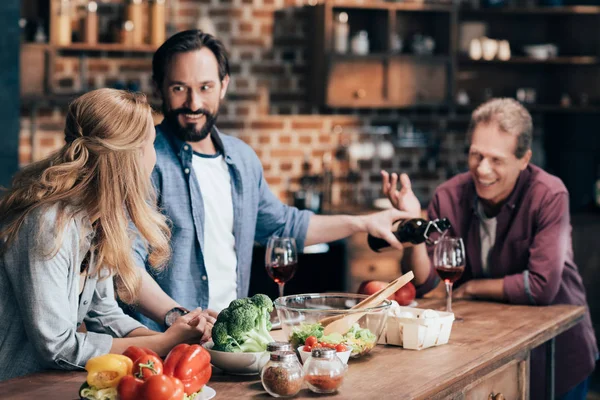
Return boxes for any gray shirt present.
[0,206,144,381]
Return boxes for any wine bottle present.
[367,217,452,252]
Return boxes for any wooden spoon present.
[321,271,414,336]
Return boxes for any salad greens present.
[289,322,377,356]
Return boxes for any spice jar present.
[267,341,292,353]
[261,351,303,398]
[302,347,347,394]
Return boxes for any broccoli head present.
[211,295,275,353]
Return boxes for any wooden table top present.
[0,299,585,400]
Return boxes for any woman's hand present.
[381,171,422,219]
[164,308,216,345]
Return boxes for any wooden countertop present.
[0,299,584,400]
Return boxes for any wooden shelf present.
[22,42,158,53]
[455,104,600,113]
[330,53,451,62]
[54,43,158,53]
[393,3,455,12]
[330,1,454,12]
[461,5,600,14]
[459,56,600,65]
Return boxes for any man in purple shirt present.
[383,98,597,399]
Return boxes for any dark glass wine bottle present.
[367,217,452,252]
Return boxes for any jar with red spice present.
[261,351,304,398]
[302,347,347,394]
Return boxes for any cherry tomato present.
[134,355,164,380]
[335,344,347,352]
[303,345,312,352]
[305,336,318,347]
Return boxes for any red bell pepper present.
[123,346,160,363]
[163,344,212,396]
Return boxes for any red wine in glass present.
[435,265,465,284]
[265,237,298,298]
[433,236,465,320]
[266,261,298,284]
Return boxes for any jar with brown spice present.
[302,347,347,394]
[261,351,303,398]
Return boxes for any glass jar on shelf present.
[302,347,347,394]
[261,351,303,398]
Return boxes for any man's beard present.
[163,106,218,143]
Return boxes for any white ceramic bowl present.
[297,347,352,365]
[203,341,269,375]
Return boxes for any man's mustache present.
[172,108,212,117]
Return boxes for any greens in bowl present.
[289,322,377,357]
[274,293,390,358]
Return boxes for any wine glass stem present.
[445,281,453,313]
[278,283,285,298]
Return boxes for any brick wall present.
[19,0,477,207]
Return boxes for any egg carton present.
[378,307,455,350]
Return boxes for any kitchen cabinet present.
[309,1,454,109]
[309,0,600,113]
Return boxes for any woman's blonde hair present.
[0,88,170,303]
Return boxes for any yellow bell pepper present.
[85,354,133,389]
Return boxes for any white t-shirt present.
[191,151,237,312]
[477,201,497,277]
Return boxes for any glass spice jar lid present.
[311,347,336,359]
[270,351,297,362]
[267,341,292,353]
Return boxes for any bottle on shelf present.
[126,0,144,46]
[149,0,166,47]
[333,12,349,54]
[367,217,452,252]
[83,2,98,45]
[51,0,72,46]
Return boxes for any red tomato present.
[394,282,416,306]
[358,280,417,306]
[139,374,185,400]
[134,355,164,380]
[358,280,391,298]
[117,375,145,400]
[303,345,312,352]
[305,336,318,347]
[335,344,347,352]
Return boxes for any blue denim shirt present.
[132,122,312,331]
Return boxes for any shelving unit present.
[309,0,600,113]
[20,0,163,97]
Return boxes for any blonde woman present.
[0,89,209,382]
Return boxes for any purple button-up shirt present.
[418,164,597,398]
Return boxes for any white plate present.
[197,385,216,400]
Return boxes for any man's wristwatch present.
[164,306,189,328]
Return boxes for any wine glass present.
[265,237,298,298]
[433,236,466,319]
